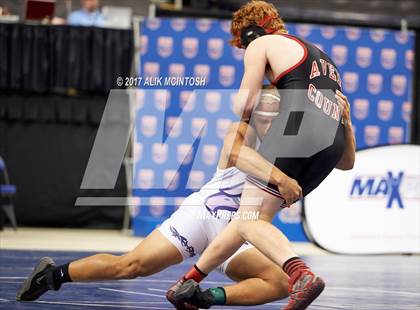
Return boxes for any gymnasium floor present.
[1,229,419,310]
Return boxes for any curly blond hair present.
[230,0,287,48]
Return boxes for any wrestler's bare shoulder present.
[247,34,303,52]
[246,35,305,79]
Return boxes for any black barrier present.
[0,94,128,228]
[0,23,133,93]
[0,23,134,228]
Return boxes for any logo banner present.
[304,145,420,254]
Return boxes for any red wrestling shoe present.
[282,269,325,310]
[166,278,198,310]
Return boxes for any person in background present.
[0,5,11,16]
[67,0,104,27]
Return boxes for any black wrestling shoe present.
[185,286,216,309]
[166,278,198,310]
[173,279,198,300]
[173,279,215,309]
[16,257,57,301]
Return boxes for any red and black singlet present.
[247,34,346,198]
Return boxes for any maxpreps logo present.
[350,172,404,209]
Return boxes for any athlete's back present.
[246,34,346,197]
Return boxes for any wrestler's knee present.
[236,219,259,240]
[114,254,155,279]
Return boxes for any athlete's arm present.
[335,90,356,170]
[221,122,302,203]
[232,40,266,121]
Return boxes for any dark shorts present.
[247,122,346,199]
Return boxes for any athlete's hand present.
[335,90,352,127]
[278,175,302,207]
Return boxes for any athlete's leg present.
[17,229,183,301]
[234,182,297,267]
[194,219,246,275]
[180,246,289,308]
[70,229,183,281]
[192,181,296,276]
[228,183,325,310]
[223,247,289,305]
[171,182,324,309]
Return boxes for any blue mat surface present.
[1,250,419,309]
